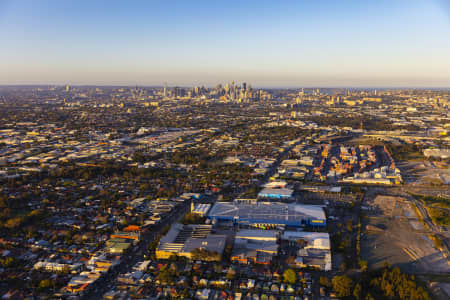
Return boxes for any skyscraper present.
[224,83,230,96]
[163,82,167,98]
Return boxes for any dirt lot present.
[398,160,449,186]
[361,194,450,274]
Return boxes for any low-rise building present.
[257,188,293,199]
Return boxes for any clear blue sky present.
[0,0,449,87]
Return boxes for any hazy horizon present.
[1,0,450,87]
[1,83,450,90]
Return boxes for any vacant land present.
[361,195,450,274]
[408,190,450,229]
[398,160,450,186]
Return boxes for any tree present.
[181,212,205,225]
[0,257,15,268]
[226,267,236,280]
[332,275,353,298]
[365,293,375,300]
[359,260,368,272]
[319,276,332,288]
[38,279,53,290]
[169,253,178,261]
[353,283,362,300]
[346,220,353,232]
[283,269,297,285]
[361,264,431,300]
[158,267,174,284]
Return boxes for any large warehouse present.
[156,224,226,261]
[207,201,326,228]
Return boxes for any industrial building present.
[207,200,326,228]
[191,203,211,217]
[282,231,331,250]
[232,229,279,264]
[110,231,140,241]
[156,224,226,261]
[282,231,332,271]
[236,229,279,242]
[105,238,132,254]
[263,181,288,189]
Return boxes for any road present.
[388,187,450,267]
[81,202,189,299]
[243,139,302,195]
[83,139,301,299]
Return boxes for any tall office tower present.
[163,82,167,98]
[243,82,247,91]
[215,84,222,95]
[224,83,230,96]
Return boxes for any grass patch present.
[427,207,450,226]
[410,193,450,210]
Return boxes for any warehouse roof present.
[157,224,226,255]
[258,188,293,197]
[263,181,288,189]
[192,203,211,216]
[208,201,325,222]
[236,229,278,241]
[282,231,330,250]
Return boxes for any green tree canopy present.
[332,275,353,298]
[283,269,297,285]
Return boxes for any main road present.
[82,138,301,299]
[81,201,189,299]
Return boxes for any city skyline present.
[1,0,450,87]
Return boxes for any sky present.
[0,0,449,88]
